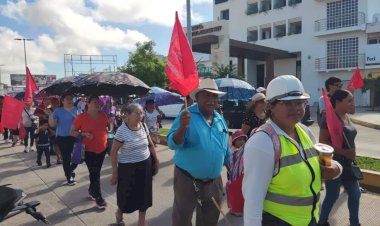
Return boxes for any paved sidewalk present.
[350,107,380,130]
[1,142,380,226]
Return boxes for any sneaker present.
[67,177,76,186]
[36,161,42,166]
[360,187,367,193]
[24,148,28,153]
[95,197,107,209]
[88,190,96,201]
[30,148,35,152]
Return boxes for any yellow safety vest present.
[263,124,321,226]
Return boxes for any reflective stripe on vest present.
[280,148,318,168]
[263,123,321,226]
[266,191,320,206]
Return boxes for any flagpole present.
[186,0,192,47]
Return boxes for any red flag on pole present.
[322,88,343,149]
[24,67,38,104]
[1,96,24,130]
[165,12,199,97]
[346,67,364,90]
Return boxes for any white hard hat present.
[266,75,310,103]
[190,78,226,99]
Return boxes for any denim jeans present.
[319,177,361,225]
[24,127,35,147]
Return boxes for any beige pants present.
[172,166,223,226]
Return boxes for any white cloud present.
[0,0,212,82]
[0,0,150,81]
[90,0,210,26]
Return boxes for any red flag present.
[322,88,343,149]
[1,96,24,130]
[346,67,364,90]
[24,67,39,104]
[165,12,199,97]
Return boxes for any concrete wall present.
[211,0,376,106]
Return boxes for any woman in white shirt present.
[110,103,159,226]
[242,75,342,226]
[22,103,38,153]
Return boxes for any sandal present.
[115,212,125,226]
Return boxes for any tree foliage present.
[209,63,245,80]
[362,73,380,109]
[118,41,167,87]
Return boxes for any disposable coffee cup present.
[314,143,334,166]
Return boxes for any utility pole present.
[0,64,4,84]
[186,0,192,47]
[14,38,33,71]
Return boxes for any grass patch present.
[159,128,170,135]
[356,156,380,172]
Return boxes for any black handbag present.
[350,161,364,180]
[24,109,38,129]
[343,131,363,181]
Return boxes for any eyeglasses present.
[333,83,343,88]
[277,100,307,109]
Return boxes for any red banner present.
[1,96,24,130]
[322,88,343,149]
[165,12,199,97]
[24,67,39,104]
[346,67,364,91]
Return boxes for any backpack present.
[228,123,281,182]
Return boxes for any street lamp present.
[14,38,33,70]
[0,64,4,84]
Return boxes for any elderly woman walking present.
[241,92,267,136]
[110,103,159,226]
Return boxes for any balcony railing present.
[315,12,365,32]
[315,54,365,71]
[215,0,228,4]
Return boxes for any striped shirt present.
[114,123,150,163]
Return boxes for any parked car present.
[159,99,184,118]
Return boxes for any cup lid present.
[314,143,334,154]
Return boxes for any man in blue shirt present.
[168,78,230,226]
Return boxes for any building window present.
[274,24,286,38]
[221,9,229,20]
[296,60,301,78]
[327,0,358,30]
[327,37,359,69]
[247,30,258,42]
[215,0,228,4]
[274,0,286,9]
[260,0,271,12]
[288,20,302,35]
[261,27,271,40]
[288,0,301,7]
[246,2,258,15]
[368,37,380,44]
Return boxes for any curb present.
[351,118,380,130]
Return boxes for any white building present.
[193,0,380,106]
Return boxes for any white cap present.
[251,92,266,103]
[190,78,226,99]
[256,87,266,93]
[266,75,310,103]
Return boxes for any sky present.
[0,0,213,85]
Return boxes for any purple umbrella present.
[140,87,181,106]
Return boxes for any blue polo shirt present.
[167,104,230,179]
[52,107,80,137]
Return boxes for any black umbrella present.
[69,72,150,96]
[41,76,82,95]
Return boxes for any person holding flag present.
[317,76,343,126]
[167,78,230,226]
[165,12,231,225]
[318,89,362,226]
